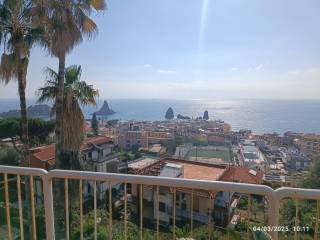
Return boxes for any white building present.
[241,145,265,169]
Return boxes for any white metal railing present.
[0,165,320,240]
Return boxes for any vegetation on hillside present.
[91,113,99,136]
[0,118,54,147]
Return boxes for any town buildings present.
[129,158,263,227]
[295,134,320,157]
[27,136,121,201]
[240,145,265,169]
[286,151,311,171]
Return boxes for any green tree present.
[0,146,20,166]
[203,110,209,120]
[280,199,316,235]
[161,139,177,155]
[0,0,43,146]
[91,113,99,136]
[280,154,320,238]
[32,0,106,168]
[302,155,320,189]
[0,118,54,147]
[165,107,174,120]
[38,65,98,158]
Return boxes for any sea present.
[0,98,320,135]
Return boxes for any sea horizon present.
[1,98,320,135]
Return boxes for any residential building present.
[119,129,173,150]
[130,158,263,227]
[118,130,145,149]
[28,144,56,170]
[27,136,120,201]
[240,145,265,169]
[295,134,320,157]
[287,152,311,171]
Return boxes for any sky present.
[1,0,320,100]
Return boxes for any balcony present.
[0,165,320,240]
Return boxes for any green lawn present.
[188,147,233,162]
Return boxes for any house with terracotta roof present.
[27,136,119,170]
[28,144,56,170]
[130,158,263,227]
[27,136,121,200]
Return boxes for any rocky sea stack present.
[165,107,174,120]
[95,100,115,116]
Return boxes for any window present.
[159,202,166,212]
[181,201,187,210]
[176,194,180,201]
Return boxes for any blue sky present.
[1,0,320,99]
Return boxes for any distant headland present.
[0,104,51,119]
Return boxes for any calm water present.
[1,98,320,134]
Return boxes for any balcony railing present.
[0,165,320,240]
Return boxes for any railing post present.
[267,193,279,240]
[42,175,55,240]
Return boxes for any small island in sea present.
[94,100,116,116]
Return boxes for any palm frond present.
[35,0,106,57]
[37,67,59,102]
[62,95,85,151]
[90,0,107,11]
[75,8,97,39]
[37,85,57,102]
[43,66,58,82]
[0,0,46,84]
[74,80,99,106]
[65,65,81,85]
[0,53,18,84]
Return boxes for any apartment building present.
[130,158,263,227]
[118,129,173,150]
[295,134,320,157]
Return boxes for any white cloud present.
[231,67,238,71]
[288,70,301,75]
[306,68,320,74]
[156,69,177,75]
[143,64,152,68]
[255,64,263,71]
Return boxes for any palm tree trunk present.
[18,63,33,239]
[17,66,30,174]
[17,68,29,148]
[54,53,67,239]
[55,53,66,169]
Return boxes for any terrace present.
[0,165,320,240]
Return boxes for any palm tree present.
[37,65,98,157]
[37,65,99,239]
[32,0,106,168]
[0,0,43,149]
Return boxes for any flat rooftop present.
[128,157,160,170]
[133,158,263,184]
[134,159,226,181]
[243,145,259,153]
[181,162,225,181]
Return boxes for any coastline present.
[1,98,320,134]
